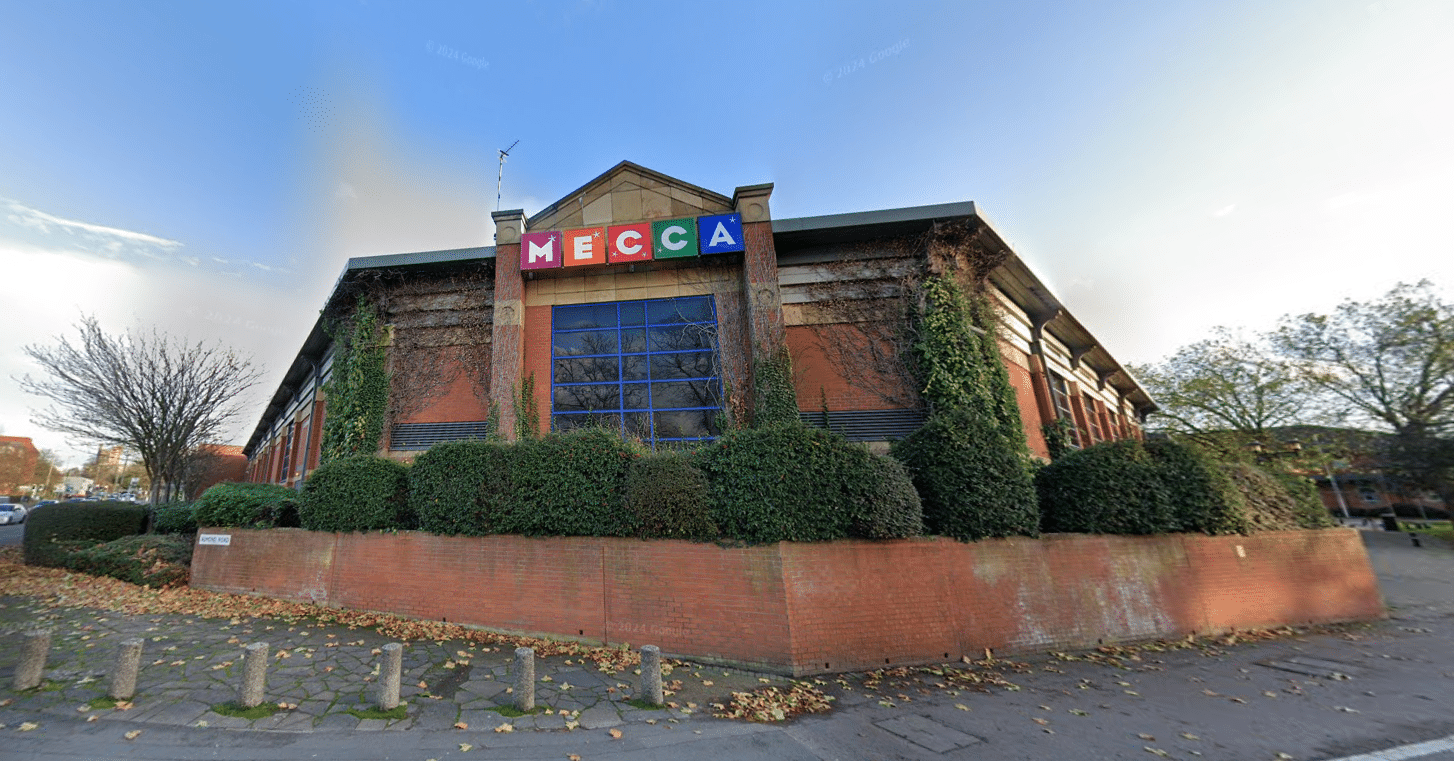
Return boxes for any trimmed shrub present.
[22,501,147,567]
[300,456,413,533]
[409,440,515,536]
[499,427,644,537]
[1222,464,1337,531]
[697,423,924,543]
[195,483,300,529]
[893,409,1039,541]
[625,451,716,540]
[1145,440,1249,535]
[151,501,199,535]
[66,534,193,587]
[1036,439,1175,535]
[844,453,926,540]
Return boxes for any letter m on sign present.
[521,231,563,270]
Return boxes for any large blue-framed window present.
[551,295,722,446]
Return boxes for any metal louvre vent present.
[798,408,927,442]
[389,421,493,451]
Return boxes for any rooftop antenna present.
[496,139,519,211]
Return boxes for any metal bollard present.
[239,642,269,708]
[377,643,403,710]
[109,638,144,700]
[1410,531,1423,548]
[640,645,664,706]
[14,629,52,691]
[513,647,535,712]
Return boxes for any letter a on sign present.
[697,214,745,255]
[520,231,563,270]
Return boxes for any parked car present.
[0,504,27,525]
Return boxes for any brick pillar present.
[733,183,792,424]
[490,209,527,440]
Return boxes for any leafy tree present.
[1130,328,1315,453]
[17,315,261,505]
[1271,281,1454,499]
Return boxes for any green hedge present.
[1037,438,1336,536]
[300,456,413,533]
[66,534,193,587]
[409,440,515,536]
[696,423,923,543]
[499,427,644,537]
[151,501,199,535]
[1145,440,1248,535]
[22,501,147,567]
[892,409,1039,541]
[625,451,716,540]
[195,482,300,529]
[1036,439,1175,535]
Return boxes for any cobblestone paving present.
[0,596,784,733]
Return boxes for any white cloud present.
[5,199,181,249]
[1212,203,1237,218]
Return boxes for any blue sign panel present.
[697,214,745,255]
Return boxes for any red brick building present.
[0,435,40,497]
[242,162,1155,484]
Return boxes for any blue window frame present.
[551,295,722,446]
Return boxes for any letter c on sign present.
[616,229,643,255]
[660,225,688,251]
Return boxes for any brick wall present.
[191,528,1383,675]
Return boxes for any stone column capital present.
[732,183,774,223]
[492,208,526,245]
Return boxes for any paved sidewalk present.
[0,595,784,734]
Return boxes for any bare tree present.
[17,315,261,505]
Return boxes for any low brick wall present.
[190,528,1384,675]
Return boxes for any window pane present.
[647,297,713,325]
[624,411,652,439]
[554,384,620,412]
[654,409,720,439]
[622,383,650,410]
[619,302,645,326]
[553,329,618,357]
[553,412,621,432]
[649,325,714,352]
[622,355,648,381]
[621,328,647,353]
[554,357,619,384]
[554,303,618,331]
[651,351,715,380]
[651,380,719,409]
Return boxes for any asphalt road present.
[0,521,23,547]
[5,528,1454,761]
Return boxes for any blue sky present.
[2,0,1451,465]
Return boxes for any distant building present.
[188,444,248,498]
[241,162,1157,485]
[0,436,39,496]
[1252,425,1448,519]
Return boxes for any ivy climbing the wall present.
[752,347,799,428]
[893,274,1039,540]
[320,296,390,463]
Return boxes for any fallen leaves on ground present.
[458,743,473,752]
[0,558,644,672]
[124,729,142,740]
[18,722,39,732]
[608,728,623,739]
[712,681,835,722]
[453,722,468,730]
[494,722,514,733]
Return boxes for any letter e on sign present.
[563,228,606,267]
[608,223,653,263]
[651,217,699,259]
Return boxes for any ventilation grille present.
[798,408,927,441]
[389,421,493,451]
